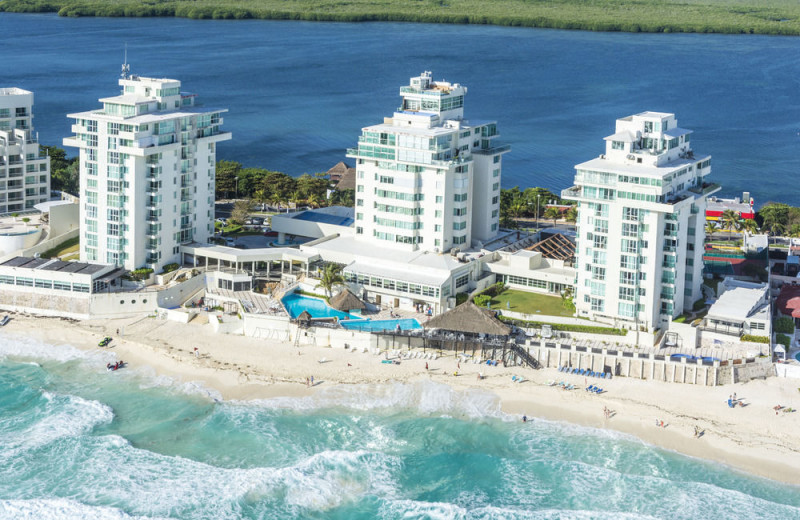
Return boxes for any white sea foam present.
[48,435,401,519]
[0,333,100,364]
[1,392,114,457]
[0,499,171,520]
[135,365,223,401]
[245,380,505,420]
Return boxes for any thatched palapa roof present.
[297,310,313,322]
[329,288,366,312]
[327,162,356,190]
[423,302,511,336]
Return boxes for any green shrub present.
[740,334,769,344]
[673,315,687,323]
[774,316,795,334]
[455,292,468,305]
[473,294,491,307]
[499,316,627,336]
[692,298,705,312]
[776,333,792,349]
[127,267,154,281]
[161,263,179,274]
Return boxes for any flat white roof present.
[0,88,31,96]
[603,131,636,142]
[575,154,709,177]
[345,261,451,286]
[306,235,465,272]
[708,284,768,321]
[67,106,228,122]
[34,200,76,212]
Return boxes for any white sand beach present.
[8,314,800,486]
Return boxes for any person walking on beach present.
[310,376,314,386]
[425,362,428,371]
[194,347,199,358]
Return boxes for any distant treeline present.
[3,0,800,36]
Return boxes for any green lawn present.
[487,289,573,317]
[40,236,79,259]
[4,0,800,36]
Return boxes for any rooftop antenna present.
[120,44,131,80]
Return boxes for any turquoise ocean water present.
[1,333,799,519]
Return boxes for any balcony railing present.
[472,144,511,155]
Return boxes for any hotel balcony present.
[688,182,721,197]
[472,144,511,156]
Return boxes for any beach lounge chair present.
[586,385,595,392]
[594,388,603,394]
[433,354,438,360]
[318,358,328,364]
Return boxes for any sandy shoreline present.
[6,313,800,486]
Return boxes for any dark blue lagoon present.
[4,13,800,205]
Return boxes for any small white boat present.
[0,315,10,326]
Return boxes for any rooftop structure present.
[64,73,230,271]
[563,111,720,331]
[0,88,50,215]
[347,71,509,252]
[703,277,771,338]
[0,256,121,294]
[706,193,755,222]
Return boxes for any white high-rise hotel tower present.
[563,112,719,331]
[65,72,230,270]
[0,88,50,214]
[347,71,509,252]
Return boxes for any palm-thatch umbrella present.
[329,288,366,313]
[424,301,511,336]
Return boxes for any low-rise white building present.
[703,277,771,339]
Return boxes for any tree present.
[215,160,241,199]
[42,145,79,194]
[328,188,354,207]
[740,219,759,235]
[565,206,578,224]
[757,202,790,232]
[544,207,561,229]
[316,263,345,298]
[720,209,740,240]
[230,198,254,225]
[705,221,718,237]
[561,286,575,312]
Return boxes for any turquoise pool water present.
[795,352,800,362]
[281,292,351,320]
[341,318,422,332]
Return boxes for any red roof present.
[776,284,800,319]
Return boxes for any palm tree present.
[704,221,718,238]
[565,206,578,224]
[307,192,323,209]
[544,207,561,230]
[269,193,283,212]
[740,219,759,235]
[772,222,787,237]
[720,209,740,241]
[316,264,345,299]
[560,286,575,312]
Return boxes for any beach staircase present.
[508,344,539,369]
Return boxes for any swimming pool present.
[341,318,422,332]
[281,293,351,320]
[795,352,800,363]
